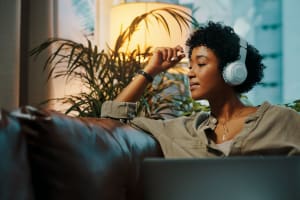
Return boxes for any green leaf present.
[30,7,207,118]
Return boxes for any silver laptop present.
[141,157,300,200]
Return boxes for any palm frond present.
[30,7,204,117]
[113,7,198,53]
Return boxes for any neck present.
[208,93,245,121]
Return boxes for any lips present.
[189,82,200,90]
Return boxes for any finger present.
[175,45,184,52]
[154,47,165,60]
[166,48,174,62]
[170,46,185,62]
[168,47,179,62]
[170,57,178,62]
[160,48,168,60]
[175,45,185,57]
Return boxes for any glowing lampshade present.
[109,2,192,52]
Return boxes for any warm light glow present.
[109,2,192,52]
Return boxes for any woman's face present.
[188,45,226,100]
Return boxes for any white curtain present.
[0,0,21,110]
[0,0,55,110]
[26,0,55,108]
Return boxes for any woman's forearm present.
[114,70,153,102]
[114,46,185,102]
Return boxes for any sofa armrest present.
[13,106,163,200]
[0,109,33,200]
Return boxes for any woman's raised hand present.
[144,45,185,76]
[115,45,185,102]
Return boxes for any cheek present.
[195,68,224,92]
[196,68,220,85]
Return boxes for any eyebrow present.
[189,55,209,61]
[195,55,208,59]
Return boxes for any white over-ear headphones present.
[222,38,248,86]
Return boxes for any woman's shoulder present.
[263,101,298,113]
[259,101,300,120]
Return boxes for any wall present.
[249,0,283,104]
[282,0,300,103]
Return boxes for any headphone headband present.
[239,38,247,63]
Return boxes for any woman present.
[101,21,300,157]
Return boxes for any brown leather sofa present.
[0,106,163,200]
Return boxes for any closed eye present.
[198,63,206,67]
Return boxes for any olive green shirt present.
[101,101,300,158]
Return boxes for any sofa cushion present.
[0,109,33,200]
[14,106,162,200]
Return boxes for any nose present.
[187,65,195,78]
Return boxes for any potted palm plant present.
[30,6,207,118]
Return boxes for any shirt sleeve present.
[101,100,138,119]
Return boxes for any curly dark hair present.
[186,21,265,94]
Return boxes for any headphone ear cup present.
[223,37,248,86]
[222,61,248,86]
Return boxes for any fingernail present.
[171,57,178,61]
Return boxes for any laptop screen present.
[141,157,300,200]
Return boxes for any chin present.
[190,92,205,101]
[190,87,212,101]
